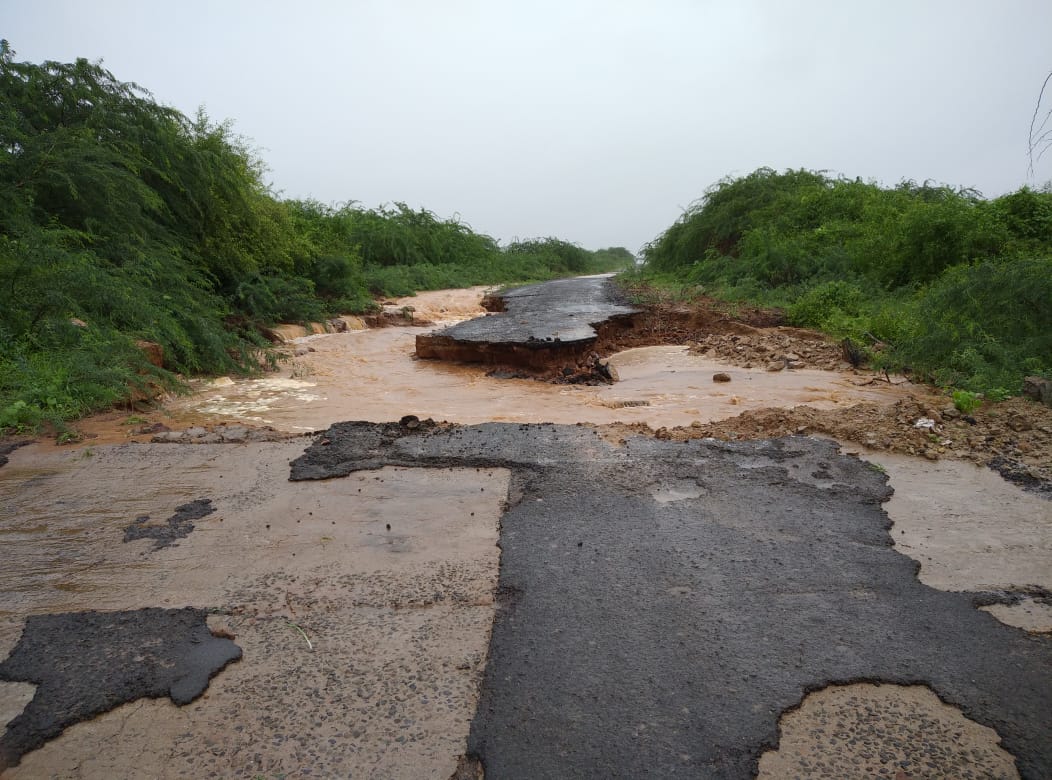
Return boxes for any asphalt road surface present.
[293,421,1052,779]
[426,276,636,346]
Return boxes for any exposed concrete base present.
[0,442,506,779]
[759,683,1019,779]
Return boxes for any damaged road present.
[1,420,1049,778]
[415,275,637,371]
[293,422,1052,779]
[0,438,509,779]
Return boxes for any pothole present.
[758,683,1019,779]
[650,478,708,504]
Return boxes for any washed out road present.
[415,274,637,368]
[1,277,1050,779]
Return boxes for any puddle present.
[862,452,1052,632]
[603,345,909,422]
[758,683,1019,779]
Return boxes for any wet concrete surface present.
[416,276,637,366]
[0,441,507,778]
[0,607,240,770]
[758,683,1020,778]
[870,452,1052,633]
[292,422,1052,779]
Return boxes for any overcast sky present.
[5,1,1051,251]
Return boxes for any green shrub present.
[636,167,1052,396]
[893,257,1052,392]
[952,390,982,414]
[233,275,325,325]
[786,280,868,335]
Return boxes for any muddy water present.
[167,288,916,432]
[110,285,1052,637]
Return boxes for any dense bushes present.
[639,168,1052,393]
[0,45,633,430]
[895,257,1052,391]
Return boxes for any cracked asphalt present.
[293,422,1052,779]
[1,420,1049,778]
[420,276,636,347]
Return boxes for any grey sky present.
[5,1,1051,252]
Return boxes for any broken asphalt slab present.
[292,422,1052,779]
[415,276,637,367]
[0,607,240,770]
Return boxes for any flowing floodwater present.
[165,287,916,432]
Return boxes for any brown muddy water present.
[164,287,916,432]
[162,286,1051,629]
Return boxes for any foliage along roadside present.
[0,44,633,433]
[632,167,1052,396]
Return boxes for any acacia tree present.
[0,40,327,425]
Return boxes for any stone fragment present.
[135,340,165,368]
[1023,376,1052,407]
[1007,414,1033,432]
[713,373,732,383]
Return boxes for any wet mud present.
[292,421,1052,779]
[0,607,241,770]
[0,443,29,470]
